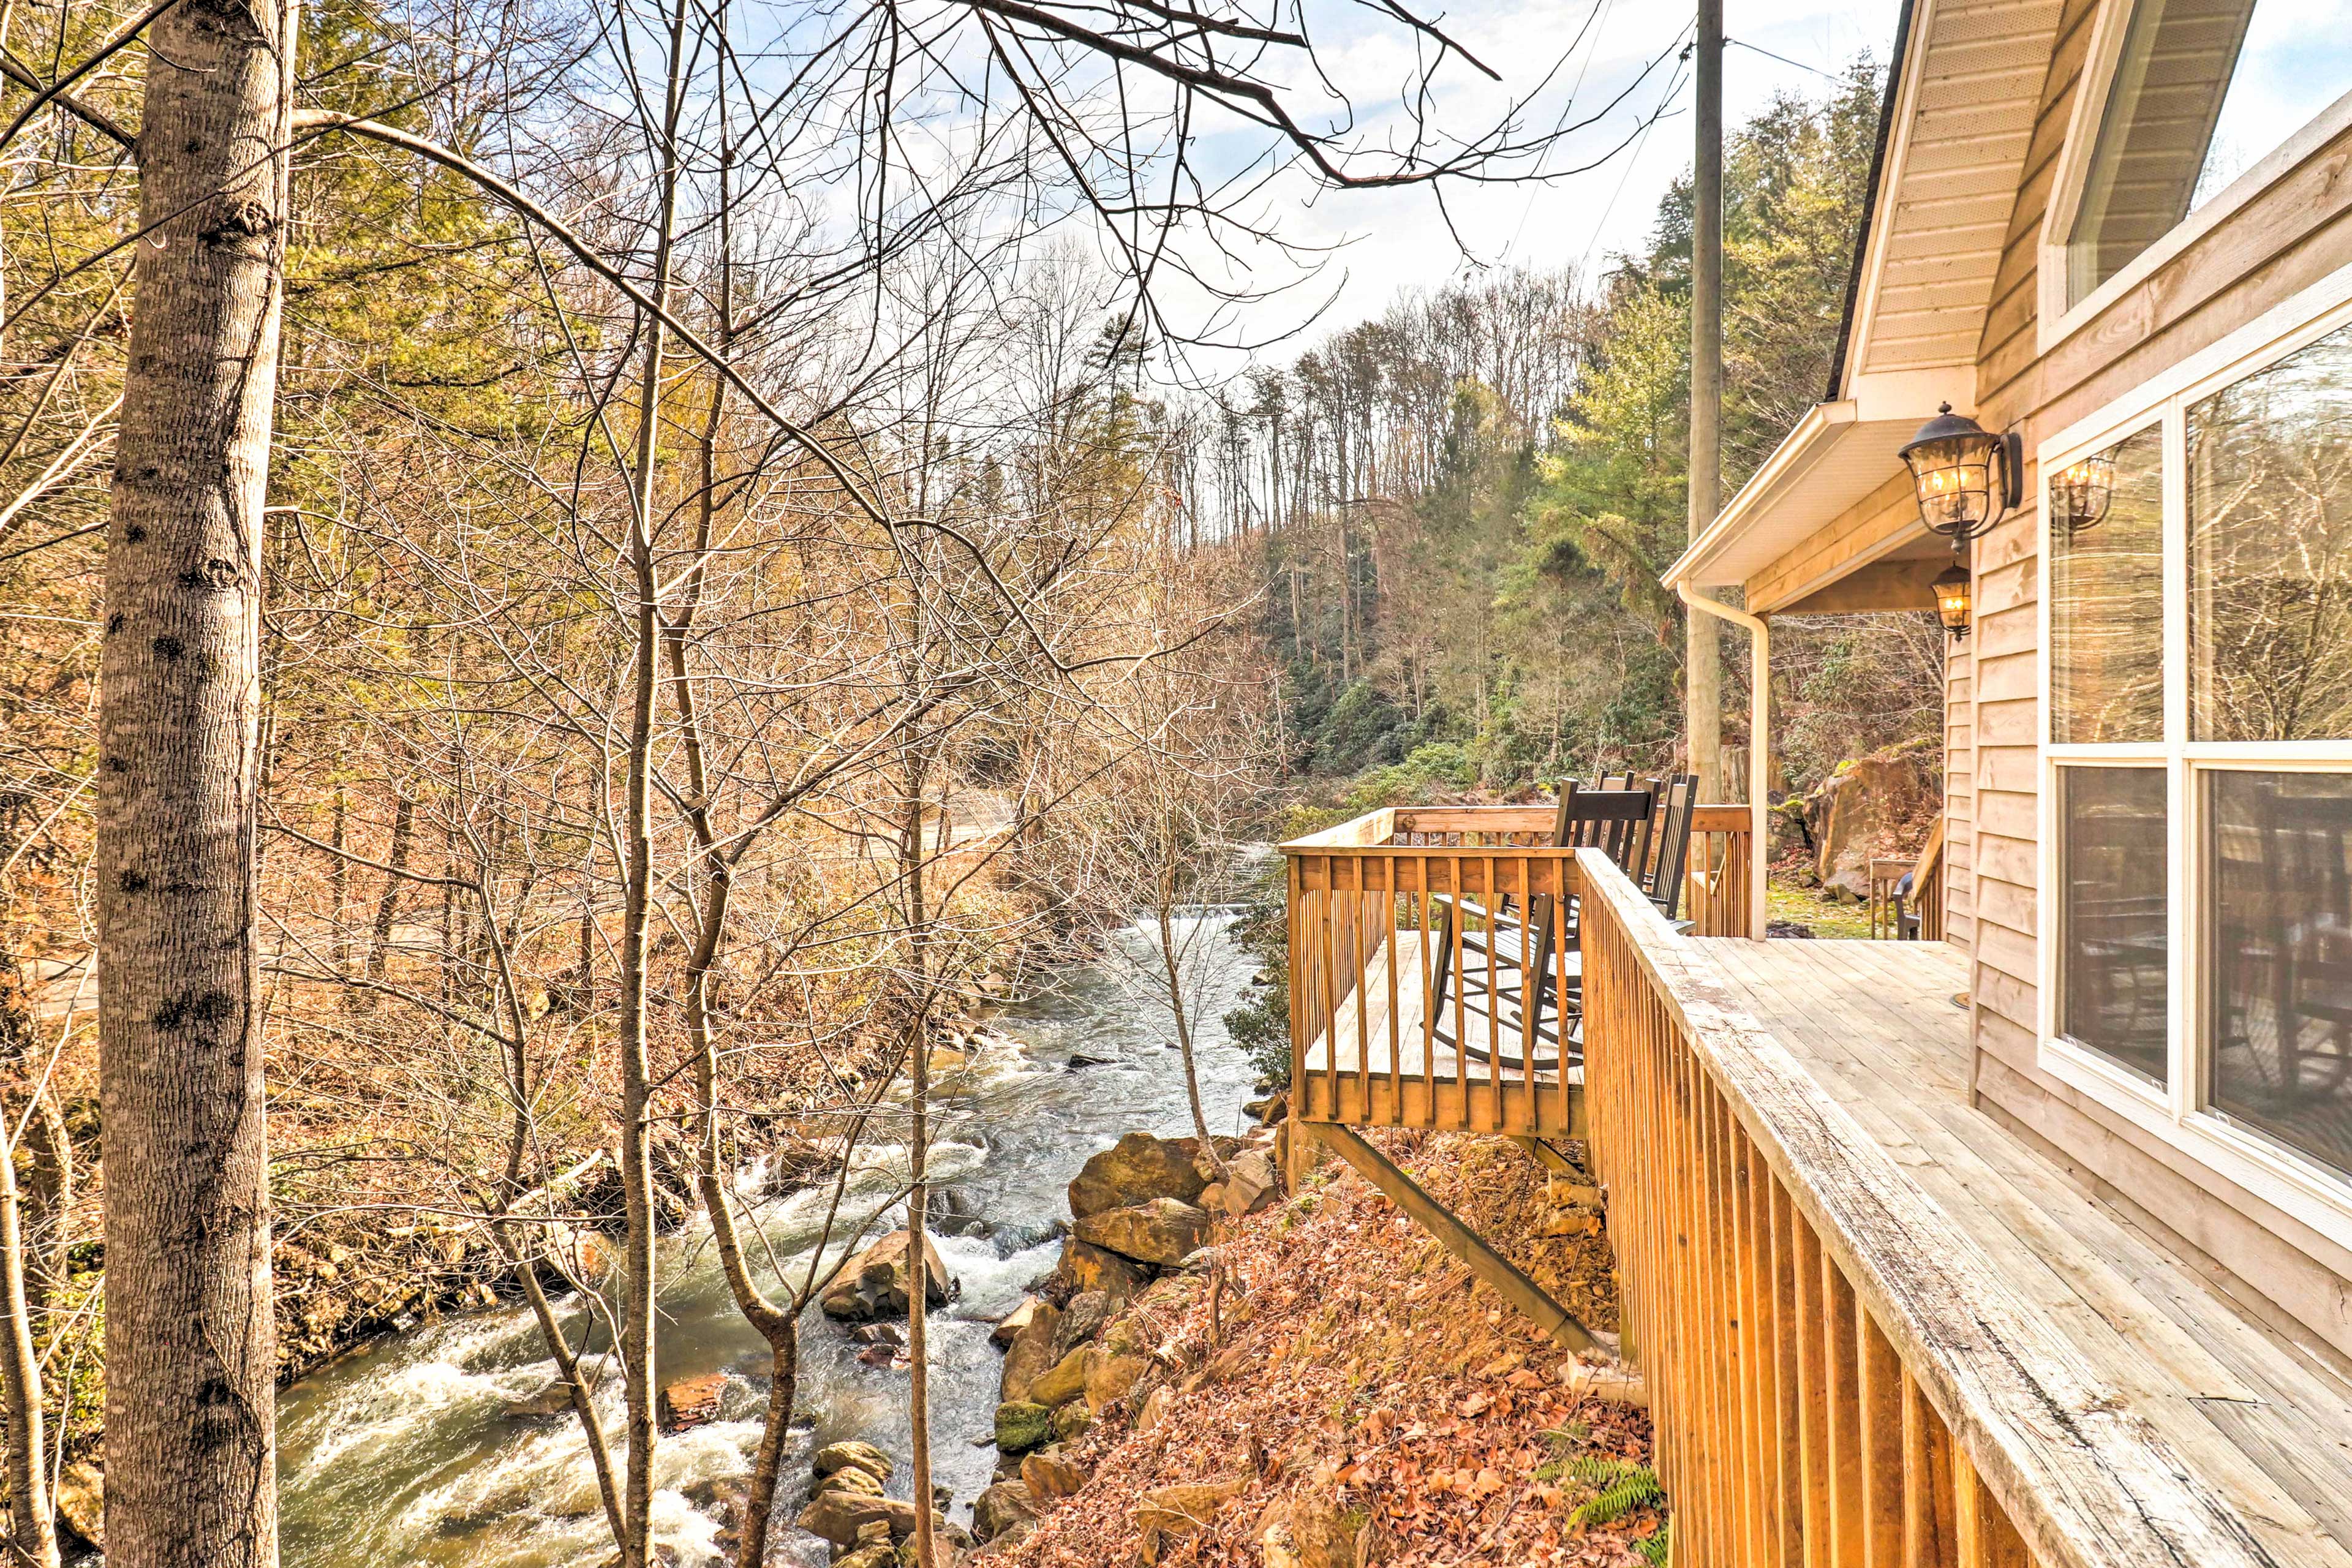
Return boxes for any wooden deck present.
[1705,937,2352,1567]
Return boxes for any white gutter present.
[1675,581,1771,939]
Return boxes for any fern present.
[1564,1457,1665,1528]
[1636,1521,1672,1565]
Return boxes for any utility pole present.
[1687,0,1724,800]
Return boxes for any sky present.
[1183,0,1905,358]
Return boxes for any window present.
[2208,772,2352,1177]
[2052,426,2163,744]
[2188,322,2352,741]
[2045,289,2352,1227]
[2058,768,2171,1083]
[2066,0,2352,305]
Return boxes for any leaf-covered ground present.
[989,1131,1665,1566]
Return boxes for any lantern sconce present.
[1900,403,2024,548]
[2049,448,2116,538]
[1933,561,1972,643]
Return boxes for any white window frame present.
[2037,0,2352,358]
[2038,267,2352,1248]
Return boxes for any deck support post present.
[1306,1121,1604,1355]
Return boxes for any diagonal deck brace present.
[1306,1121,1604,1355]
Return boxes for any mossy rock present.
[993,1400,1054,1453]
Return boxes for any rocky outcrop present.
[1794,743,1940,901]
[991,1295,1047,1349]
[1084,1351,1150,1412]
[1068,1133,1209,1219]
[1203,1149,1280,1219]
[1135,1477,1250,1563]
[1072,1197,1213,1267]
[1020,1448,1087,1499]
[795,1491,958,1550]
[820,1229,952,1321]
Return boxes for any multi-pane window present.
[2048,306,2352,1189]
[2067,0,2352,304]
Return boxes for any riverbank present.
[978,1129,1664,1566]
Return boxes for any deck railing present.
[1282,803,1753,1139]
[1577,850,2272,1568]
[1285,807,1581,1137]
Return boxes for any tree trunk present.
[0,968,58,1568]
[97,0,297,1562]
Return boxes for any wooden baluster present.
[1951,1450,2029,1568]
[1766,1174,1805,1568]
[1825,1257,1865,1568]
[1795,1207,1831,1568]
[1902,1370,1956,1568]
[1382,853,1400,1121]
[1860,1310,1904,1568]
[1450,854,1468,1127]
[1286,855,1306,1126]
[1321,857,1341,1127]
[1417,865,1436,1112]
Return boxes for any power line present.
[1728,36,1844,82]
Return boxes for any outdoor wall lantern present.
[1933,561,1972,642]
[2049,448,2117,537]
[1901,403,2024,547]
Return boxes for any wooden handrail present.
[1577,850,2272,1568]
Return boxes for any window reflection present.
[2189,320,2352,741]
[2208,772,2352,1177]
[2059,767,2171,1085]
[2068,0,2352,301]
[2051,426,2164,744]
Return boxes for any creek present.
[273,907,1264,1567]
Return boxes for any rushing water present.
[274,908,1264,1568]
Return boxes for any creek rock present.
[1068,1133,1208,1219]
[1050,1237,1151,1303]
[503,1379,575,1420]
[1022,1448,1088,1500]
[835,1547,896,1568]
[850,1322,903,1349]
[1051,1289,1113,1357]
[973,1480,1039,1543]
[994,1399,1054,1452]
[1072,1197,1212,1267]
[813,1440,895,1485]
[991,1295,1046,1349]
[820,1230,952,1321]
[54,1459,102,1551]
[658,1373,726,1433]
[1243,1095,1288,1125]
[813,1464,886,1501]
[1052,1401,1095,1441]
[1085,1351,1151,1412]
[1000,1302,1064,1404]
[1027,1346,1093,1409]
[794,1492,946,1549]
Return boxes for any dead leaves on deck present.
[990,1133,1662,1567]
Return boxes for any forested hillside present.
[1199,63,1946,803]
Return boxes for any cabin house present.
[1282,2,2352,1563]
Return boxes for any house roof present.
[1668,0,2070,592]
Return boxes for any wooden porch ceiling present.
[1708,937,2352,1566]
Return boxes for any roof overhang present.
[1666,370,1964,591]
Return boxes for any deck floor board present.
[1700,937,2352,1568]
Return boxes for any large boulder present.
[991,1295,1047,1349]
[1022,1448,1087,1500]
[1085,1352,1151,1412]
[796,1491,917,1548]
[994,1399,1055,1452]
[820,1230,952,1321]
[1072,1197,1212,1267]
[1212,1150,1280,1218]
[1050,1237,1151,1303]
[973,1479,1039,1543]
[1052,1289,1113,1357]
[814,1464,886,1500]
[999,1300,1063,1404]
[1068,1133,1208,1219]
[1798,744,1940,902]
[1027,1347,1093,1409]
